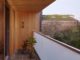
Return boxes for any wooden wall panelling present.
[15,12,40,50]
[9,8,15,55]
[9,11,40,55]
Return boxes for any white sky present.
[43,0,80,21]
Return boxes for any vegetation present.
[42,15,80,49]
[19,37,36,58]
[43,15,74,20]
[42,18,80,49]
[53,23,80,49]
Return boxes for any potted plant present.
[19,37,36,58]
[27,37,37,58]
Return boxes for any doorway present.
[5,5,10,56]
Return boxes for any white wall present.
[34,32,80,60]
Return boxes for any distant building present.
[42,15,80,32]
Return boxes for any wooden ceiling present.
[7,0,55,12]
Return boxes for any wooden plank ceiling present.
[7,0,55,12]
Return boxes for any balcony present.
[33,32,80,60]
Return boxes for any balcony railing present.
[33,32,80,60]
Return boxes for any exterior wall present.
[42,20,78,32]
[15,12,40,50]
[9,11,40,55]
[9,8,15,55]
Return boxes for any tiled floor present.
[11,55,36,60]
[10,53,40,60]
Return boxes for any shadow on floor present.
[10,50,40,60]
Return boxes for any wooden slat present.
[14,12,40,49]
[0,0,4,11]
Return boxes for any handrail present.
[35,32,80,54]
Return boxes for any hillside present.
[41,15,80,49]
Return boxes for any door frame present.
[5,3,10,56]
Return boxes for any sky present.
[43,0,80,21]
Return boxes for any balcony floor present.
[10,52,40,60]
[11,55,33,60]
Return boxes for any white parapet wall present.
[33,32,80,60]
